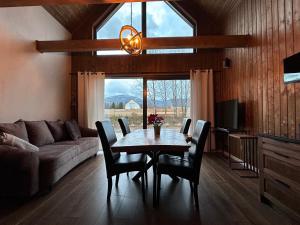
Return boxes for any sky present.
[105,79,142,97]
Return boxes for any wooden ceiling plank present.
[36,35,250,53]
[0,0,181,7]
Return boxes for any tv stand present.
[214,127,245,153]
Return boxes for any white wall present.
[0,6,71,122]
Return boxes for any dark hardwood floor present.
[0,153,298,225]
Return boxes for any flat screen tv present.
[215,99,239,131]
[284,52,300,84]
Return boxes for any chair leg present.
[145,169,148,187]
[107,177,112,200]
[141,171,145,202]
[115,174,119,188]
[169,175,180,182]
[157,173,161,206]
[193,183,199,209]
[189,181,193,192]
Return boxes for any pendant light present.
[119,3,143,55]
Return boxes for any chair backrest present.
[118,117,131,136]
[188,120,211,183]
[179,118,192,134]
[95,120,120,176]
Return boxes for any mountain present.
[105,94,190,108]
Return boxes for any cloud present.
[105,79,142,97]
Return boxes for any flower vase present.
[154,125,161,136]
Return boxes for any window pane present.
[146,2,194,54]
[104,78,143,137]
[96,3,142,55]
[147,80,191,131]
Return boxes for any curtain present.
[78,72,105,129]
[190,69,215,151]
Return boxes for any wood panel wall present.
[216,0,300,139]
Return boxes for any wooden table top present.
[111,128,190,153]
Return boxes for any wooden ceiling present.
[43,0,242,34]
[194,0,242,19]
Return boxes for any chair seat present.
[113,153,147,173]
[157,154,194,180]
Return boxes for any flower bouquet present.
[148,114,164,136]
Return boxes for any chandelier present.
[119,3,143,55]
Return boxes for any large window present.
[104,78,190,136]
[147,80,190,130]
[96,2,195,55]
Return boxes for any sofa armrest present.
[80,127,98,137]
[0,145,39,197]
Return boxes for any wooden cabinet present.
[258,135,300,221]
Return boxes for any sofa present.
[0,120,99,198]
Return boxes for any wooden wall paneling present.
[278,0,288,137]
[293,0,300,139]
[217,0,300,139]
[72,52,223,74]
[272,0,281,136]
[266,0,275,135]
[256,0,263,134]
[261,0,268,134]
[252,0,258,134]
[285,0,296,139]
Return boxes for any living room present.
[0,1,299,225]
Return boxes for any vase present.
[154,125,161,136]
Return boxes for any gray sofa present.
[0,120,99,198]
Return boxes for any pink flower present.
[147,114,164,125]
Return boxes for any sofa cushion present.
[38,144,79,172]
[65,120,82,140]
[54,137,99,154]
[25,121,55,146]
[1,133,39,152]
[46,120,69,142]
[0,121,29,142]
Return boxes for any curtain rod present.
[70,70,222,76]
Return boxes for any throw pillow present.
[46,120,69,142]
[0,132,39,152]
[65,120,82,140]
[25,121,55,146]
[0,121,29,142]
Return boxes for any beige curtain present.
[78,72,105,129]
[190,69,215,151]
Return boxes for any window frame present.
[94,2,197,56]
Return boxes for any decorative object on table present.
[148,114,164,136]
[119,3,142,55]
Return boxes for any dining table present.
[111,128,190,207]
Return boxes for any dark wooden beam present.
[36,35,250,53]
[0,0,180,7]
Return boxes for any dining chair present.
[180,118,192,135]
[156,120,211,209]
[118,117,149,181]
[95,120,147,202]
[118,117,131,136]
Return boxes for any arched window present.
[96,2,195,55]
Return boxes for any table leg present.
[152,151,158,207]
[132,159,153,181]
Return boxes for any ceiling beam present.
[0,0,180,7]
[36,35,250,53]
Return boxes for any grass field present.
[105,107,190,133]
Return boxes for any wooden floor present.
[0,153,298,225]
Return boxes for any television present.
[215,99,241,131]
[284,52,300,84]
